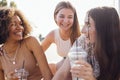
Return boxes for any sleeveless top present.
[54,29,71,57]
[0,41,42,80]
[71,34,100,78]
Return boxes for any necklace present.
[4,44,20,64]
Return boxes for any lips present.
[14,32,23,36]
[61,24,70,28]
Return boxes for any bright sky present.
[8,0,117,37]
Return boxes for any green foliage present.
[0,0,7,7]
[0,0,17,8]
[10,1,17,8]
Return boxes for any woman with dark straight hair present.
[88,6,120,80]
[52,6,120,80]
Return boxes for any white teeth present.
[16,32,22,35]
[62,25,66,27]
[62,24,69,27]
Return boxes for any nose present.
[63,18,69,23]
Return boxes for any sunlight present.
[11,0,116,37]
[8,0,118,63]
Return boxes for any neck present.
[3,41,20,54]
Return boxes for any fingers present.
[7,71,18,80]
[70,61,95,80]
[75,60,91,67]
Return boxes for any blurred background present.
[1,0,120,63]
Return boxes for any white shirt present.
[54,29,71,57]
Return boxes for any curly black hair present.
[0,7,32,44]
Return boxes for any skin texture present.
[52,6,120,80]
[41,1,80,75]
[52,11,96,80]
[41,8,74,51]
[0,8,53,80]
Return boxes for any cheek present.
[89,30,96,43]
[70,19,74,25]
[21,26,24,31]
[55,18,62,24]
[8,26,15,32]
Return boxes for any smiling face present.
[55,8,74,32]
[7,15,24,41]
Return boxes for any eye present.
[59,15,64,18]
[10,23,16,26]
[88,24,90,28]
[20,22,23,25]
[68,16,73,19]
[85,22,90,28]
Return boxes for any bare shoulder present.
[43,30,55,43]
[24,36,38,44]
[24,36,38,42]
[46,30,54,39]
[23,36,40,50]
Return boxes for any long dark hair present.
[54,1,81,45]
[89,7,120,80]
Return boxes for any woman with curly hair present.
[0,7,53,80]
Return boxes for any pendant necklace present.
[4,44,20,65]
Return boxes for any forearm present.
[52,69,68,80]
[42,70,53,80]
[52,58,72,80]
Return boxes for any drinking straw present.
[22,60,25,69]
[21,60,25,80]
